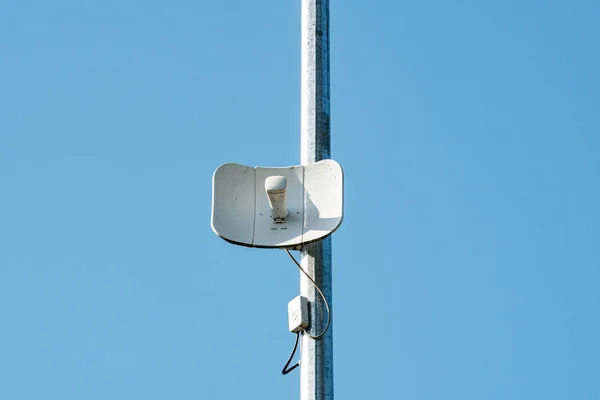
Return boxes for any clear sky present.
[1,1,599,399]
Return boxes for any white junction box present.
[288,296,309,333]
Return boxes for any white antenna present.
[211,160,343,249]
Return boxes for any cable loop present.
[284,248,331,340]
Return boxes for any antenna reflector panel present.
[211,160,343,248]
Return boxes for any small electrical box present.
[288,296,309,333]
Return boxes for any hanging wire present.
[281,332,301,375]
[284,248,331,340]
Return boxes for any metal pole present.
[300,1,332,400]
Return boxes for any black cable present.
[281,332,300,375]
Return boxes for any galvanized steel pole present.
[300,1,333,400]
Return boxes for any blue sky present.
[1,1,599,399]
